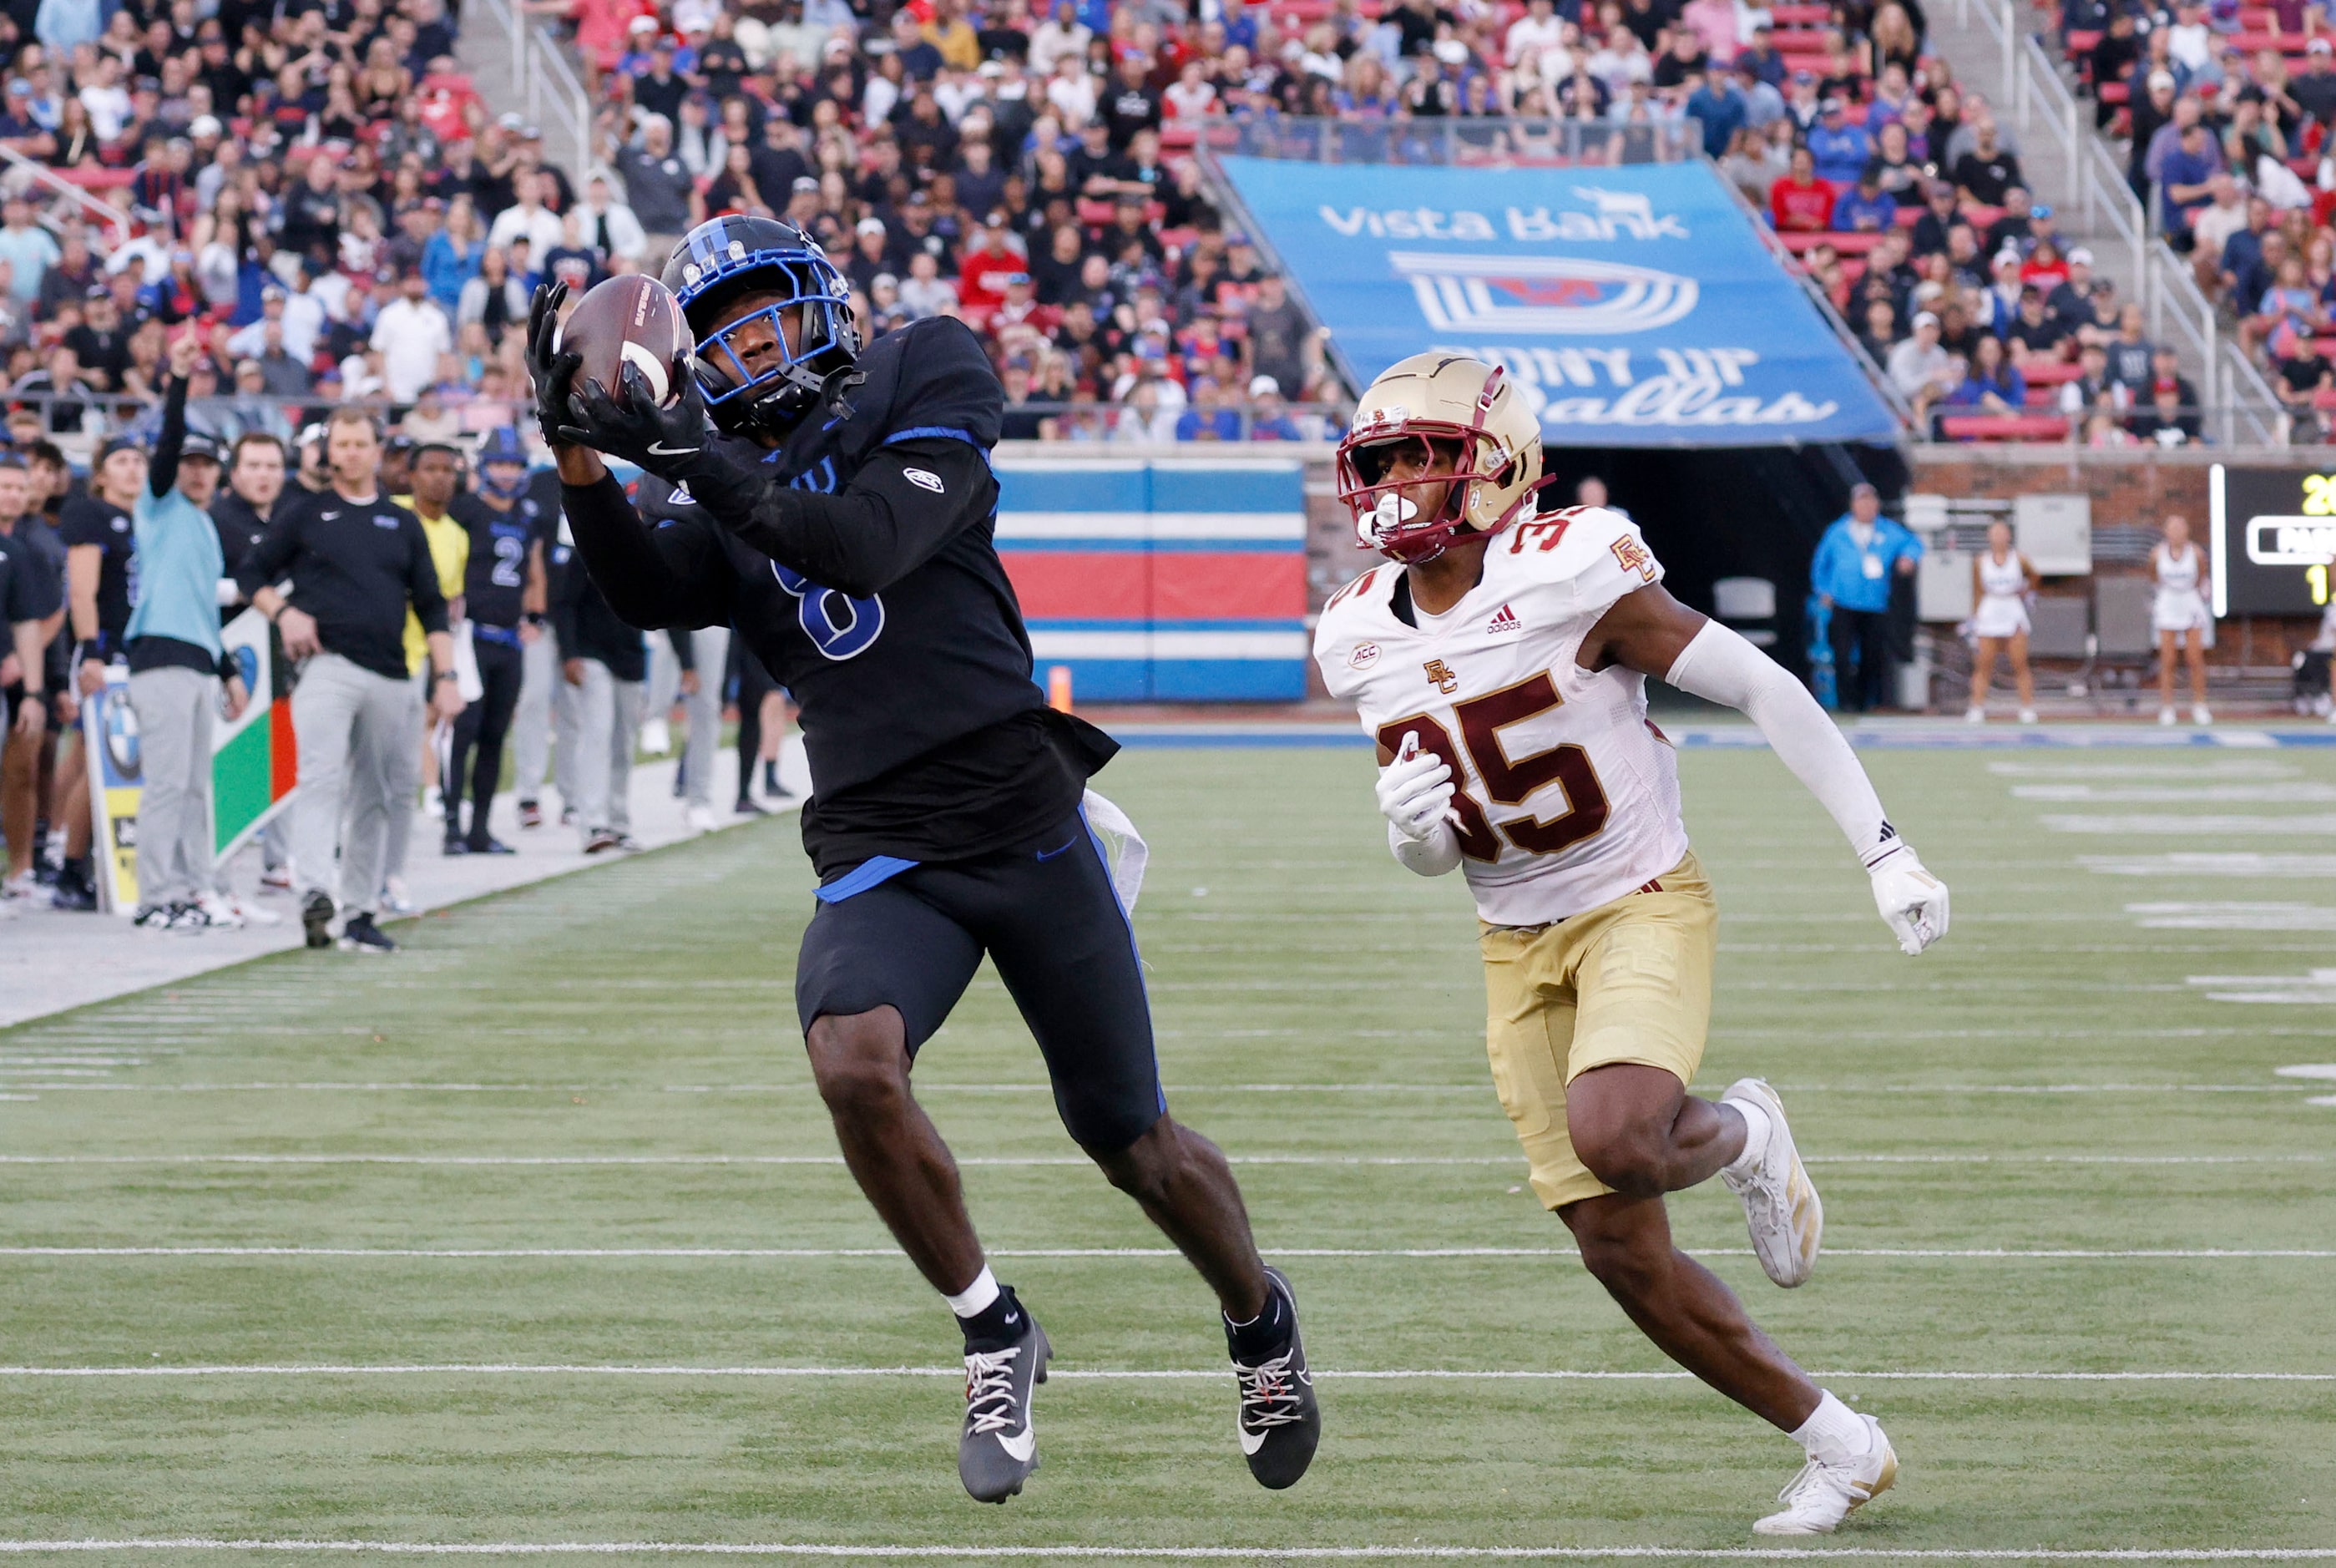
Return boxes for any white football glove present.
[1377,731,1457,842]
[1864,841,1949,957]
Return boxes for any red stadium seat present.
[1769,29,1830,49]
[2063,28,2102,55]
[1941,413,2071,441]
[1776,230,1887,254]
[1771,3,1830,21]
[2100,80,2131,104]
[2021,360,2083,385]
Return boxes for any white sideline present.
[0,1153,2324,1166]
[3,1545,2334,1562]
[6,1247,2329,1261]
[3,1545,2335,1561]
[3,1364,2328,1383]
[0,1081,2322,1096]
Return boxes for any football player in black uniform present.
[530,216,1319,1504]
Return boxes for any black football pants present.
[793,807,1165,1152]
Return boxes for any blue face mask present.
[690,250,854,412]
[480,463,528,499]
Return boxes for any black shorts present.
[794,806,1165,1151]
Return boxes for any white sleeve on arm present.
[1664,620,1898,864]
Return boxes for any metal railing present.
[469,0,592,187]
[527,22,593,187]
[1197,116,1705,167]
[1964,0,2289,443]
[2,390,1356,458]
[0,145,131,252]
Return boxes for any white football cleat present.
[2018,709,2038,725]
[1755,1417,1898,1535]
[1719,1078,1823,1287]
[1962,707,1984,724]
[2192,705,2212,726]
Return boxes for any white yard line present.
[0,1154,2323,1168]
[0,1365,2327,1383]
[3,1543,2334,1560]
[2,1545,2333,1562]
[2,1247,2326,1261]
[0,1081,2319,1096]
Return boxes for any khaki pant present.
[127,665,216,908]
[1478,851,1717,1211]
[288,653,410,918]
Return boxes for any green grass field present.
[3,741,2333,1565]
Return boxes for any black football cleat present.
[959,1303,1049,1504]
[336,913,397,953]
[1231,1267,1320,1490]
[301,890,335,949]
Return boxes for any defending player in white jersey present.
[1311,353,1950,1536]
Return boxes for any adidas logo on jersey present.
[1485,603,1523,637]
[669,481,695,505]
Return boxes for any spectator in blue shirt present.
[2154,119,2222,241]
[1807,100,1873,186]
[1686,71,1747,159]
[1810,483,1924,711]
[1176,378,1243,442]
[1245,376,1304,441]
[1830,169,1899,232]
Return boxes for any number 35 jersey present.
[1312,506,1687,928]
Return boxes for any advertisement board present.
[1216,157,1904,448]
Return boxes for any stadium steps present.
[455,0,592,185]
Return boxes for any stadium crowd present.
[2056,0,2336,438]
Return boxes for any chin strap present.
[820,366,866,422]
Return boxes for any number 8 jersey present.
[1312,505,1688,927]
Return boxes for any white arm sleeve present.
[1388,817,1464,878]
[1664,620,1895,863]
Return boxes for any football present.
[555,274,694,408]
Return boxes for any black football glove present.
[570,359,723,478]
[526,281,587,449]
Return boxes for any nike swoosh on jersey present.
[647,441,701,457]
[1034,838,1078,861]
[998,1424,1038,1463]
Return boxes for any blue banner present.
[1216,157,1904,448]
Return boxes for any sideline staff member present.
[237,407,465,954]
[124,333,250,929]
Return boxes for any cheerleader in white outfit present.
[2151,513,2213,726]
[1965,520,2039,723]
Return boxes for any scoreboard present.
[2209,464,2336,616]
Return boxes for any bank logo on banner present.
[1221,157,1903,447]
[1391,252,1698,336]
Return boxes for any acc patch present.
[1349,641,1381,670]
[903,468,945,494]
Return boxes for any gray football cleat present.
[959,1304,1049,1504]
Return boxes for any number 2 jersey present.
[1312,505,1688,927]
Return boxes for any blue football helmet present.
[662,215,860,440]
